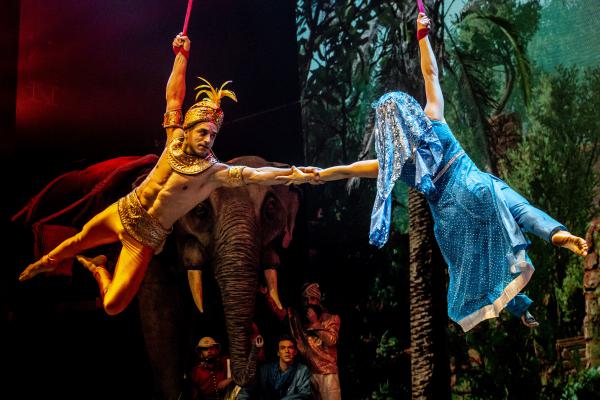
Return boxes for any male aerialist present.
[19,33,307,316]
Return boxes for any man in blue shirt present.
[238,335,312,399]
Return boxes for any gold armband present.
[163,109,183,128]
[227,166,246,186]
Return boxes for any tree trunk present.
[408,189,434,399]
[584,217,600,368]
[408,189,449,400]
[486,112,522,178]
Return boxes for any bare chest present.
[157,157,214,194]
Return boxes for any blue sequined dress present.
[369,92,566,331]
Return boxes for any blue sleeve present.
[282,365,312,400]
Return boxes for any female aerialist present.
[285,13,588,331]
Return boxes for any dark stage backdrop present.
[3,0,302,398]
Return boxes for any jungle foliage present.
[295,0,599,398]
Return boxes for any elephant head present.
[174,156,300,387]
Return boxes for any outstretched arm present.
[242,166,296,186]
[213,159,378,187]
[163,33,190,143]
[318,159,378,181]
[418,13,445,122]
[299,159,379,183]
[211,164,303,187]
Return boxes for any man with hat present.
[190,336,232,400]
[288,283,341,400]
[18,32,312,316]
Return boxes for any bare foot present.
[551,230,588,256]
[19,256,56,281]
[76,255,108,273]
[521,310,540,328]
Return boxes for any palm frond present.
[445,24,492,131]
[464,12,532,107]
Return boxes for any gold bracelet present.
[162,109,183,128]
[227,166,246,186]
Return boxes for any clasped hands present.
[277,166,323,185]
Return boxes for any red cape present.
[12,154,158,275]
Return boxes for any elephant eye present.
[193,203,210,219]
[263,196,278,218]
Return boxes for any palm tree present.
[345,1,450,397]
[296,1,450,397]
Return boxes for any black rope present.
[223,99,301,126]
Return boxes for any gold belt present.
[117,191,172,249]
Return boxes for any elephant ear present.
[261,163,301,248]
[269,161,291,169]
[262,162,301,249]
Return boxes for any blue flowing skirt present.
[428,154,558,331]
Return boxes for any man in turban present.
[289,283,341,400]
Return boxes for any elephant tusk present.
[188,270,204,313]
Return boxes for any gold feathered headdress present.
[183,77,237,131]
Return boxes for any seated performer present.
[190,336,232,400]
[237,335,312,400]
[284,13,588,331]
[19,33,305,315]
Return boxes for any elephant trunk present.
[213,199,259,387]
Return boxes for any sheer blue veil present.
[369,92,443,248]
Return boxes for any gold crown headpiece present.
[183,77,237,131]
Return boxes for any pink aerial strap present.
[173,0,194,56]
[416,0,430,41]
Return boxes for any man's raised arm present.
[163,33,191,142]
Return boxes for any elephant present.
[136,156,301,399]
